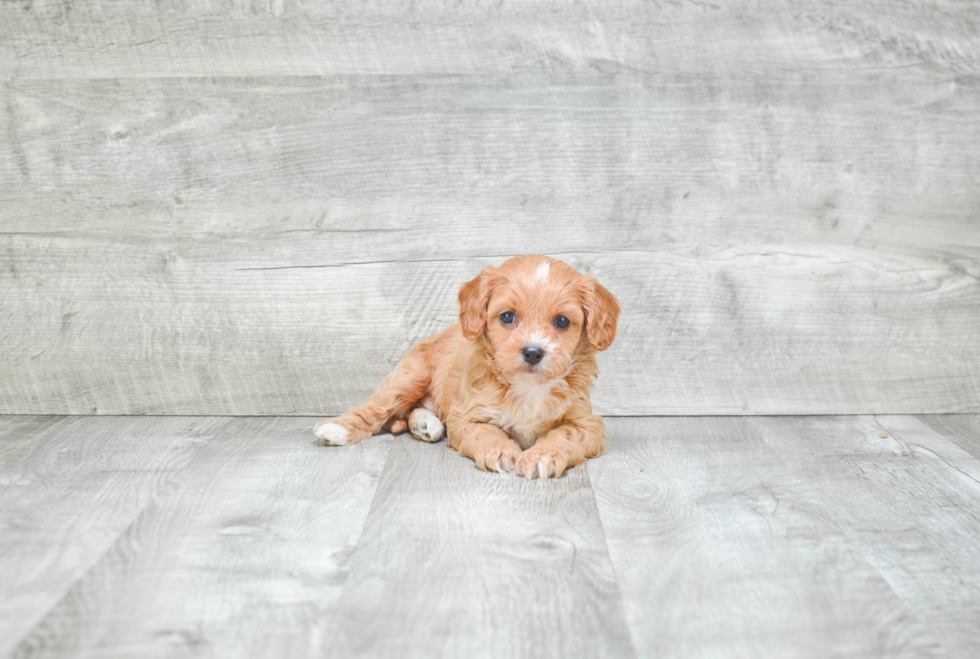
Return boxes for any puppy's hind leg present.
[315,345,430,446]
[408,407,444,443]
[384,418,408,435]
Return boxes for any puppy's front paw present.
[314,419,375,446]
[314,421,351,446]
[408,408,444,443]
[471,440,522,474]
[516,445,571,480]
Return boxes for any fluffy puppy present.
[314,255,620,479]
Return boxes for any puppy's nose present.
[521,345,545,366]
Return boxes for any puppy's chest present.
[489,380,569,449]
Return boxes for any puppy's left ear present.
[583,277,620,351]
[458,266,497,341]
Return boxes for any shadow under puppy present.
[315,254,620,479]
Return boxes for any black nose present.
[521,346,545,366]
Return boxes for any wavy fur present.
[314,255,620,479]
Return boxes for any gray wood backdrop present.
[1,1,978,416]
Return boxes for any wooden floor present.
[1,416,979,658]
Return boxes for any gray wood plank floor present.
[2,415,979,658]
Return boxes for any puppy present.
[314,255,620,479]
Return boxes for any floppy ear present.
[458,266,496,341]
[582,277,620,351]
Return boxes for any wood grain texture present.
[746,415,980,659]
[918,414,980,459]
[2,71,978,415]
[0,415,230,658]
[2,1,978,78]
[590,416,946,658]
[322,434,634,658]
[0,415,63,448]
[9,417,393,659]
[4,415,980,657]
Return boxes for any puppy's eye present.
[499,311,516,325]
[554,315,570,330]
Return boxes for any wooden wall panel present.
[2,1,978,78]
[2,237,978,416]
[1,4,979,415]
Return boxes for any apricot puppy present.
[314,255,620,479]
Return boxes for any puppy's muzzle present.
[521,345,545,366]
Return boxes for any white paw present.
[537,459,553,480]
[409,408,444,443]
[494,457,517,474]
[314,422,350,446]
[515,449,569,480]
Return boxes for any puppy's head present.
[458,255,620,381]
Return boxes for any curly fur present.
[314,255,620,479]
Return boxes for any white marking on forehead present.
[535,261,550,282]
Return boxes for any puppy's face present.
[458,256,620,382]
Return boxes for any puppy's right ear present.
[458,266,496,341]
